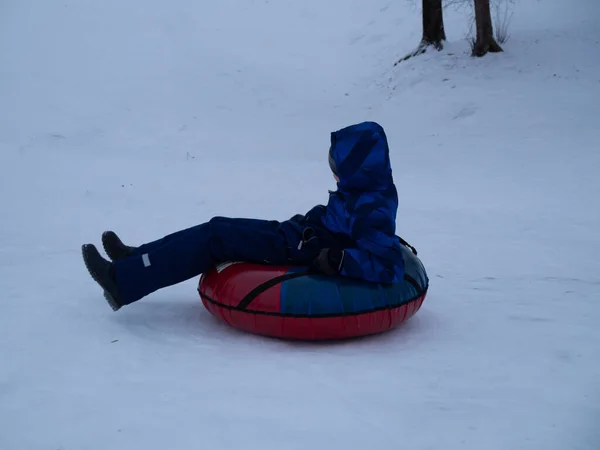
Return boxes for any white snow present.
[1,0,599,449]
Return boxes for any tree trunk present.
[396,0,446,64]
[472,0,503,57]
[422,0,446,49]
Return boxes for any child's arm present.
[339,209,404,284]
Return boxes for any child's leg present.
[113,217,290,305]
[123,225,208,258]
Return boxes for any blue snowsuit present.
[114,121,405,304]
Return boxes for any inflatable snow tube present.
[198,244,429,340]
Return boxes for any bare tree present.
[472,0,503,56]
[422,0,446,49]
[397,0,446,64]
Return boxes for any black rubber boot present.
[102,231,137,261]
[82,244,123,311]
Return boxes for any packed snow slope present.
[1,0,599,449]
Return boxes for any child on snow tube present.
[81,121,407,311]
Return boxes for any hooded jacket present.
[285,121,405,283]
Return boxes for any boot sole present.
[82,245,122,311]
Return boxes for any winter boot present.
[82,244,123,311]
[102,231,136,261]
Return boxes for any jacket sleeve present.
[340,208,404,284]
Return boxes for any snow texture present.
[1,0,599,449]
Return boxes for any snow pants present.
[113,216,336,305]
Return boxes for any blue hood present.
[329,121,393,192]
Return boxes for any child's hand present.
[312,248,344,275]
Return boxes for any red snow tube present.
[198,244,429,340]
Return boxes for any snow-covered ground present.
[1,0,599,448]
